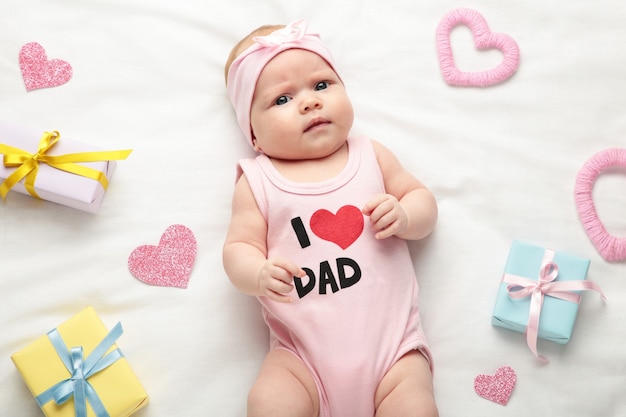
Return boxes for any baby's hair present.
[224,24,285,84]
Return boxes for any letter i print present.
[290,217,311,248]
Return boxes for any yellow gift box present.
[11,307,148,417]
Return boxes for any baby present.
[223,20,439,417]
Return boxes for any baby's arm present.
[223,175,305,303]
[362,140,438,241]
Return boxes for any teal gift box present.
[491,240,592,345]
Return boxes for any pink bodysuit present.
[238,135,432,417]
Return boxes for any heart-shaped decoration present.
[436,8,520,87]
[128,224,197,288]
[310,205,364,250]
[19,42,73,91]
[575,148,626,262]
[474,366,516,405]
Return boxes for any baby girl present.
[223,20,438,417]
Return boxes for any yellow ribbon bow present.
[0,131,132,200]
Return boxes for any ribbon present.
[0,131,132,200]
[35,322,124,417]
[503,252,606,362]
[252,19,307,47]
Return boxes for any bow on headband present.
[253,19,307,46]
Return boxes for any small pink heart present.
[436,8,520,87]
[128,224,197,288]
[19,42,73,91]
[474,366,516,406]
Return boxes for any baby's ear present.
[251,136,261,152]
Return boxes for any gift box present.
[491,240,605,361]
[11,307,148,417]
[0,123,131,213]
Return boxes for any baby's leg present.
[248,348,320,417]
[374,350,438,417]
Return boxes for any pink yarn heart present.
[474,366,516,406]
[575,148,626,262]
[19,42,73,91]
[128,224,197,288]
[436,8,520,87]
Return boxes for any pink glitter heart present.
[436,8,520,87]
[128,224,197,289]
[19,42,73,91]
[474,366,516,406]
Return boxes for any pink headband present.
[226,20,338,147]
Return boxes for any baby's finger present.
[371,209,395,230]
[273,257,306,280]
[269,276,295,294]
[374,220,400,240]
[362,194,387,216]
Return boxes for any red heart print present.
[436,8,520,87]
[19,42,73,91]
[128,224,197,288]
[474,366,517,406]
[310,205,364,250]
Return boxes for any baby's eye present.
[315,81,329,91]
[275,95,291,106]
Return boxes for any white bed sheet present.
[1,0,625,415]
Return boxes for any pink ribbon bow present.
[504,259,606,362]
[253,19,307,47]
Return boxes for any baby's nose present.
[301,95,322,112]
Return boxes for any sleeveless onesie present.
[238,135,432,417]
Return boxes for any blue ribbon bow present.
[35,322,124,417]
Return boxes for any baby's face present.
[249,49,353,161]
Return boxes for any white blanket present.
[1,0,625,415]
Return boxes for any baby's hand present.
[362,194,407,240]
[257,257,305,303]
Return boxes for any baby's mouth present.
[304,117,330,132]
